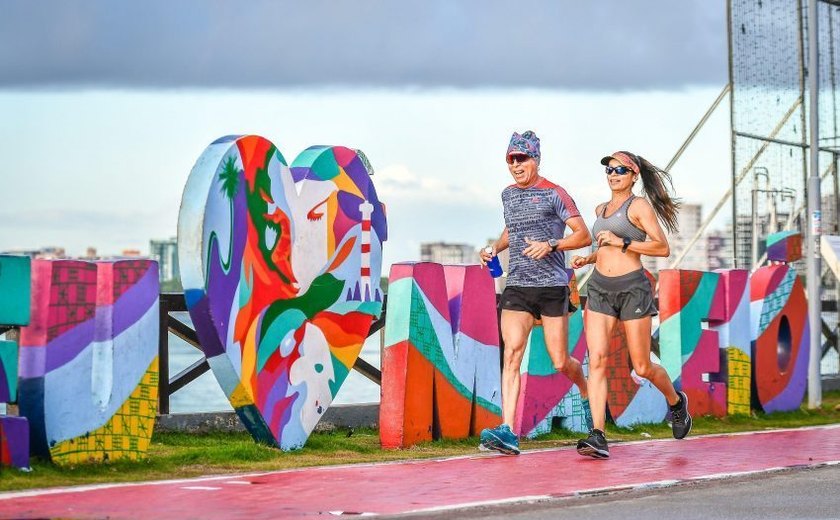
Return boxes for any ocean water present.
[166,319,382,414]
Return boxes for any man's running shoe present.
[479,424,520,455]
[670,390,692,439]
[576,428,609,459]
[581,398,594,433]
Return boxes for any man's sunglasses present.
[507,154,531,165]
[605,165,633,175]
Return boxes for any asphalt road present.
[391,465,840,520]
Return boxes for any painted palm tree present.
[215,155,241,272]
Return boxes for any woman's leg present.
[583,308,618,431]
[541,315,588,399]
[623,316,679,406]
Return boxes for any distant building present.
[150,237,178,283]
[0,249,38,258]
[0,247,65,259]
[644,203,707,273]
[40,247,66,259]
[823,193,839,235]
[420,242,476,265]
[733,213,754,270]
[733,206,802,270]
[706,229,732,270]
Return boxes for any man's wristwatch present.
[621,237,632,253]
[547,238,559,252]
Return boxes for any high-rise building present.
[733,213,755,270]
[706,229,732,271]
[823,193,839,235]
[150,237,179,282]
[734,209,802,270]
[644,203,707,273]
[420,242,476,265]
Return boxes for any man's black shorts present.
[501,286,575,319]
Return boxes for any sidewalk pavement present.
[2,425,840,519]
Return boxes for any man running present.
[479,130,593,455]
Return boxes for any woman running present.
[571,151,691,459]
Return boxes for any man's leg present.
[500,310,534,426]
[480,309,533,455]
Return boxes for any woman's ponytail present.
[633,154,681,234]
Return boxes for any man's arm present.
[523,216,592,260]
[494,227,510,252]
[557,216,592,251]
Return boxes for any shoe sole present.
[482,431,520,455]
[672,392,693,440]
[576,443,609,459]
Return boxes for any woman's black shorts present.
[586,268,657,320]
[501,286,576,319]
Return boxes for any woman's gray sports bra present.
[591,195,647,242]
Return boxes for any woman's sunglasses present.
[605,165,632,175]
[507,153,531,165]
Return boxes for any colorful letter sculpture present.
[657,265,810,417]
[515,269,589,437]
[659,270,728,417]
[0,340,17,404]
[380,262,501,448]
[179,135,386,450]
[0,416,30,469]
[750,264,809,413]
[0,254,31,469]
[766,231,803,263]
[18,259,160,464]
[712,270,752,415]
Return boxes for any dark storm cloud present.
[0,0,727,89]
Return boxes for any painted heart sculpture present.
[178,135,387,450]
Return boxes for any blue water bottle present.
[484,246,503,278]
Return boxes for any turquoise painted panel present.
[0,255,31,326]
[0,340,17,402]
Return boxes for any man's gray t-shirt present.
[502,177,580,287]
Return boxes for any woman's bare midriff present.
[593,246,643,276]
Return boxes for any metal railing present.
[157,293,385,415]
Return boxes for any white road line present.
[397,460,840,516]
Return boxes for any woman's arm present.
[625,198,669,257]
[571,250,598,268]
